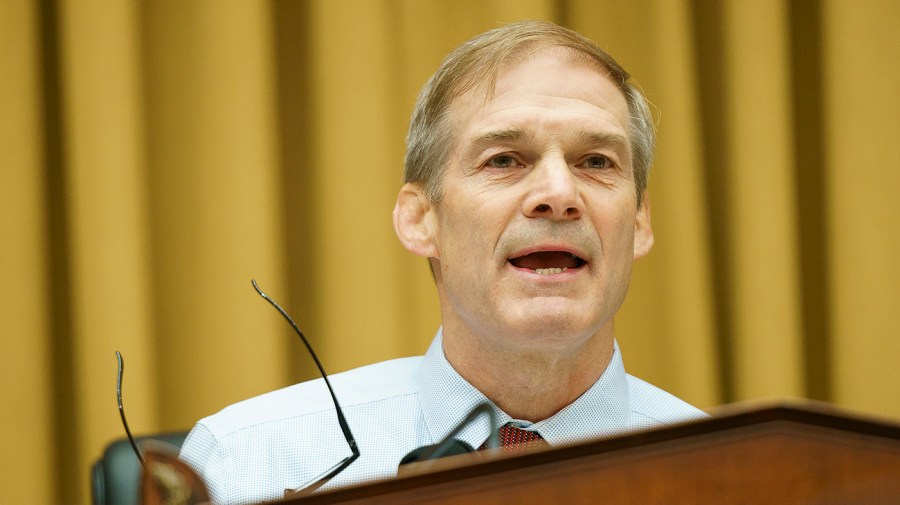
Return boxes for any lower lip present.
[507,262,585,279]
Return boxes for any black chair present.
[91,431,190,505]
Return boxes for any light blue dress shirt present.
[180,330,707,504]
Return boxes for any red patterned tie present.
[481,425,548,453]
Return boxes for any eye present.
[581,155,613,170]
[485,154,522,169]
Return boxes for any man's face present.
[400,49,653,355]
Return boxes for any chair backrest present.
[91,431,190,505]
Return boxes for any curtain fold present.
[140,0,288,434]
[1,3,56,504]
[824,0,900,413]
[56,1,158,499]
[1,1,898,502]
[718,0,805,398]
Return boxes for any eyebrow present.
[466,128,629,154]
[469,128,628,148]
[469,128,529,149]
[576,130,630,152]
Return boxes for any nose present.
[522,157,583,220]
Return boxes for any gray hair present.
[404,20,655,206]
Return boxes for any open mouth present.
[508,251,587,275]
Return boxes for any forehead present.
[448,49,631,146]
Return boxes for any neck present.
[442,325,615,422]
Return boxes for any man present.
[180,20,706,504]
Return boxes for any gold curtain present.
[2,0,898,503]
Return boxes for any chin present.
[504,308,598,344]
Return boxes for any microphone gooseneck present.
[399,439,475,466]
[399,402,498,468]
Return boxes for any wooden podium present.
[277,402,900,505]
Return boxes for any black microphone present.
[399,402,498,468]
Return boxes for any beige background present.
[2,0,898,503]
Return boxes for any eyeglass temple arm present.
[286,453,356,497]
[251,280,359,458]
[252,280,360,497]
[116,351,146,467]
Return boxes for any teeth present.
[534,267,567,275]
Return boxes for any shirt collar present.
[417,328,631,449]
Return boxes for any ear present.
[633,190,654,260]
[393,183,439,258]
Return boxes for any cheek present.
[440,196,508,247]
[592,204,638,248]
[441,218,494,269]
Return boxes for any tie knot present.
[479,425,548,454]
[499,425,543,445]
